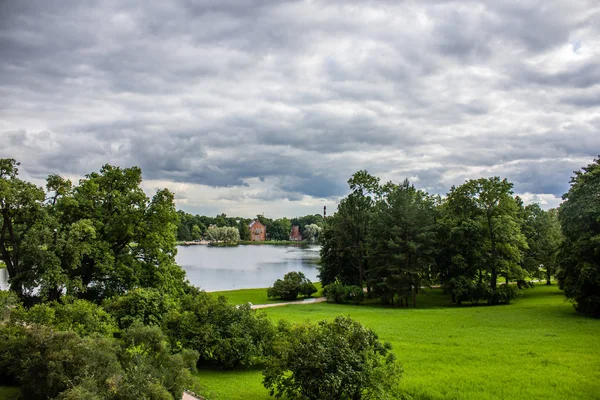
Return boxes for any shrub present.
[9,299,117,337]
[103,288,175,329]
[493,284,521,304]
[263,316,402,400]
[165,286,276,368]
[267,271,317,300]
[323,283,364,304]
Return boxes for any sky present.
[1,0,599,218]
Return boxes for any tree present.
[302,223,322,243]
[557,158,600,316]
[442,177,527,304]
[263,316,402,400]
[319,171,380,289]
[519,204,562,285]
[1,160,185,303]
[367,179,438,307]
[267,271,317,300]
[205,226,240,243]
[0,159,47,299]
[267,218,292,241]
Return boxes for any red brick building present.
[289,225,302,241]
[249,219,266,241]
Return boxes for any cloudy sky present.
[1,0,599,218]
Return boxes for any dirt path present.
[251,297,327,309]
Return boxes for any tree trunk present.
[545,269,552,285]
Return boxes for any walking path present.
[251,297,327,309]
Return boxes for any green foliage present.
[519,203,562,284]
[0,320,198,400]
[164,287,276,368]
[557,158,600,316]
[440,177,528,305]
[323,283,364,304]
[0,158,47,298]
[302,223,322,243]
[0,159,185,303]
[10,299,117,337]
[263,316,402,400]
[103,288,175,329]
[319,174,378,287]
[367,179,438,306]
[205,226,240,243]
[267,272,317,300]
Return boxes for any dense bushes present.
[323,282,364,304]
[0,321,198,400]
[267,271,317,300]
[263,316,402,400]
[444,278,521,305]
[164,287,276,368]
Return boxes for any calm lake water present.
[176,244,321,291]
[0,244,321,292]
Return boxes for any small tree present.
[263,316,402,400]
[267,272,317,300]
[303,224,322,243]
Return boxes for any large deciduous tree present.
[0,160,184,303]
[442,177,527,304]
[557,158,600,316]
[0,159,47,298]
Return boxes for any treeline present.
[321,160,600,315]
[176,211,325,242]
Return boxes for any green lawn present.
[196,284,600,400]
[210,283,323,305]
[0,386,20,400]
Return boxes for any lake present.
[176,244,321,291]
[0,244,321,292]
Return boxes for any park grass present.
[195,284,600,400]
[0,387,20,400]
[210,282,323,305]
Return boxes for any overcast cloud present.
[1,0,599,217]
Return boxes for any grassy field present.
[197,284,600,400]
[210,283,323,305]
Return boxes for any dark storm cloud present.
[1,0,599,210]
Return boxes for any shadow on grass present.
[328,284,569,312]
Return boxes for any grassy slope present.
[196,285,600,400]
[210,283,323,305]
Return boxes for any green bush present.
[9,299,117,337]
[103,288,175,329]
[263,316,402,400]
[267,271,317,300]
[323,283,364,304]
[165,287,276,368]
[0,322,198,400]
[493,284,522,304]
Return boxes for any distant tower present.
[323,205,327,219]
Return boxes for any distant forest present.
[176,211,325,241]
